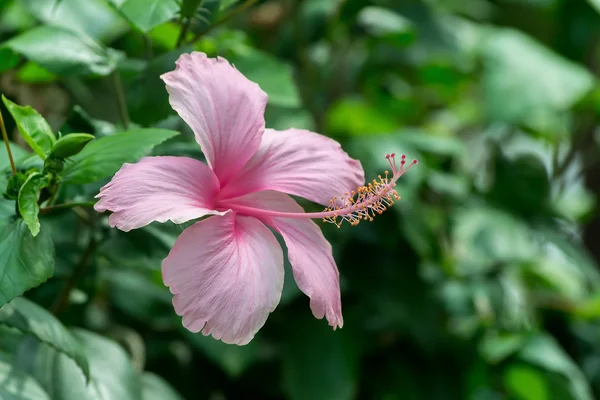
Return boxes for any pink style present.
[94,52,417,345]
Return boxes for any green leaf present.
[504,364,549,400]
[119,0,180,33]
[0,142,29,172]
[0,297,89,380]
[49,133,95,159]
[519,334,593,400]
[220,0,239,10]
[60,128,179,184]
[3,25,124,76]
[142,372,184,400]
[283,315,360,400]
[357,6,415,46]
[480,28,594,130]
[327,97,398,136]
[17,329,142,400]
[0,219,54,306]
[228,46,301,108]
[16,62,58,84]
[18,172,51,237]
[185,330,262,378]
[0,358,51,400]
[2,95,56,159]
[21,0,129,42]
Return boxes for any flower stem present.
[112,71,130,129]
[0,108,16,175]
[190,0,258,44]
[39,201,96,214]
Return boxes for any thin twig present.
[0,108,17,175]
[176,15,191,48]
[112,71,130,129]
[39,201,96,214]
[51,236,98,315]
[189,0,258,44]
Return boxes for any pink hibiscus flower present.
[95,52,417,345]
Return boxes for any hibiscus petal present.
[162,213,284,345]
[160,52,267,185]
[225,191,343,328]
[95,156,222,232]
[219,128,365,206]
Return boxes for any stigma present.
[322,154,417,228]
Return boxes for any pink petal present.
[218,128,365,206]
[225,191,343,328]
[160,52,268,186]
[95,156,222,232]
[162,213,284,345]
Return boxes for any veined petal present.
[95,156,222,232]
[219,128,365,206]
[225,191,343,329]
[160,52,267,185]
[162,213,284,345]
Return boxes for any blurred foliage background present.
[2,0,600,399]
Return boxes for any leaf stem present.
[189,0,258,44]
[0,108,17,175]
[112,71,130,129]
[51,236,98,315]
[39,201,96,214]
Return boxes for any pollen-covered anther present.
[323,153,417,227]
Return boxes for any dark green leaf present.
[185,330,262,378]
[18,172,51,237]
[3,25,124,76]
[49,133,95,159]
[60,128,179,184]
[283,315,360,400]
[0,358,51,400]
[228,47,301,108]
[119,0,180,33]
[0,297,89,380]
[142,372,184,400]
[0,219,54,306]
[2,95,56,159]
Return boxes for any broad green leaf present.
[227,46,301,108]
[16,329,141,400]
[0,358,51,400]
[0,297,89,380]
[185,330,262,378]
[180,0,204,18]
[479,332,526,364]
[2,95,56,159]
[0,47,20,73]
[283,315,360,400]
[0,219,54,306]
[49,133,95,159]
[22,0,129,42]
[480,28,594,130]
[60,128,179,184]
[119,0,180,33]
[504,364,549,400]
[18,172,51,237]
[16,62,58,84]
[327,98,398,136]
[357,6,415,46]
[3,25,124,76]
[142,373,184,400]
[519,334,593,400]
